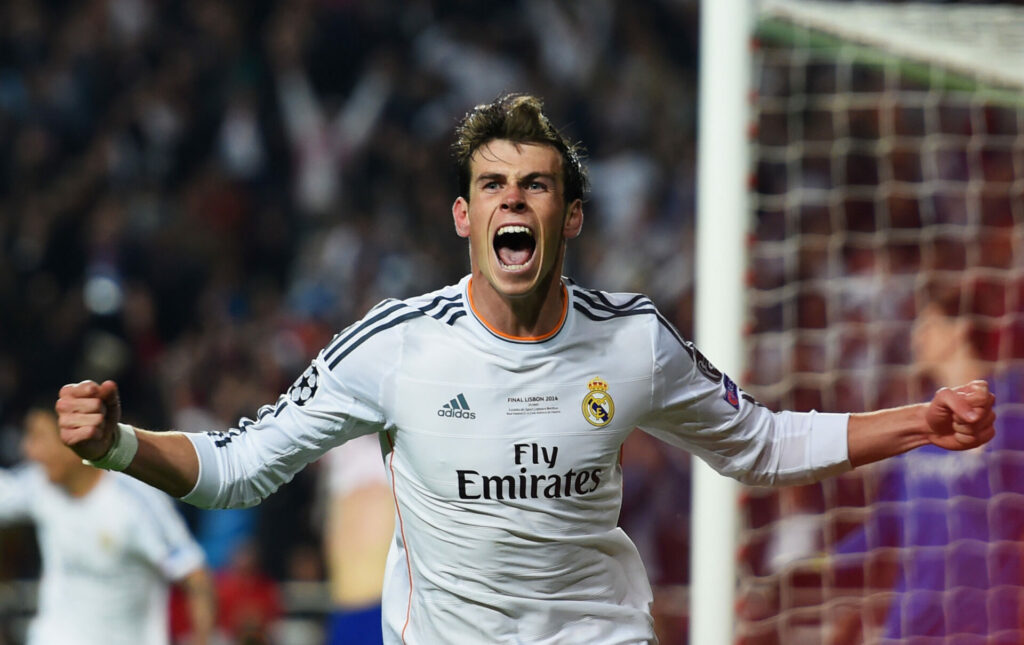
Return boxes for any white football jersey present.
[0,467,206,645]
[184,275,850,644]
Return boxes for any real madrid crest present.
[581,377,615,427]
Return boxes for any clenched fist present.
[925,380,996,451]
[55,380,122,461]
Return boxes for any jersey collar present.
[465,277,569,344]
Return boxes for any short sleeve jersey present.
[184,275,849,644]
[0,467,206,645]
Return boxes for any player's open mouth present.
[494,225,536,270]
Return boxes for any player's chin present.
[489,259,540,291]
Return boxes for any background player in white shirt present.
[0,407,215,645]
[55,94,995,644]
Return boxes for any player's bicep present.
[645,318,852,484]
[641,322,754,437]
[183,342,392,509]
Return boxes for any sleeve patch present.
[287,363,319,406]
[723,374,740,409]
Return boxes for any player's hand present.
[55,380,122,461]
[924,380,995,451]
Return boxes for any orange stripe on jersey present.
[467,278,568,342]
[385,431,414,643]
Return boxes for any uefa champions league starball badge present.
[288,364,319,406]
[581,377,615,427]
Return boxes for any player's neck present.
[61,466,104,498]
[468,275,567,340]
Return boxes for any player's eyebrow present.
[518,172,556,184]
[475,172,507,185]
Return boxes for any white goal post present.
[692,0,753,643]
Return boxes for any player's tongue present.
[495,226,535,268]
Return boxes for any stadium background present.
[0,1,699,643]
[3,1,1022,644]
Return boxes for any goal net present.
[739,2,1024,643]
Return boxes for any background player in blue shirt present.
[832,286,1024,640]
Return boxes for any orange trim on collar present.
[467,278,568,342]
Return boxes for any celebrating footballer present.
[56,94,995,644]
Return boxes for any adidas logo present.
[438,393,476,419]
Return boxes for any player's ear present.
[453,196,470,238]
[563,199,583,239]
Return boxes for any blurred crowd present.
[0,0,699,642]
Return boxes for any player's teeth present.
[497,225,533,236]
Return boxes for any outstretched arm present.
[55,380,199,498]
[847,380,995,468]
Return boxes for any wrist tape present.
[85,423,139,471]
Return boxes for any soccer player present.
[55,94,996,644]
[0,406,215,645]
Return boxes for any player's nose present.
[500,186,526,212]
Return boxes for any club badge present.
[582,377,615,427]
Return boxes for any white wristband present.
[85,423,139,471]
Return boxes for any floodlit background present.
[3,1,1022,644]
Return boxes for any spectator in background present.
[0,406,215,645]
[320,436,394,645]
[830,282,1024,641]
[214,540,281,645]
[172,375,266,572]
